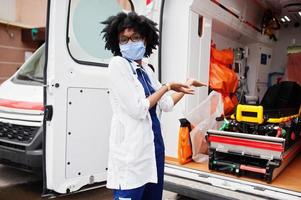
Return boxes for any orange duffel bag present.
[177,118,193,165]
[209,46,238,115]
[211,47,234,66]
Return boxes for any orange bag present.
[222,94,238,115]
[177,118,193,165]
[211,47,234,66]
[210,62,238,93]
[209,45,238,115]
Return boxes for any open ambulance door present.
[43,0,136,194]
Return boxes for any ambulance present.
[0,0,300,199]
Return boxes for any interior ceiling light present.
[281,17,286,22]
[299,11,301,16]
[284,16,291,21]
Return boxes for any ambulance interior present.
[165,0,301,194]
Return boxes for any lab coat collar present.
[127,59,147,75]
[130,60,144,69]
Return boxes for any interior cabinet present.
[246,43,273,101]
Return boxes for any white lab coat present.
[106,56,174,190]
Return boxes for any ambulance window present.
[67,0,133,66]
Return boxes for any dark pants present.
[113,151,165,200]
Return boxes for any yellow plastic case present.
[236,105,264,124]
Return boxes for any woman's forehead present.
[120,28,138,35]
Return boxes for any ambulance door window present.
[67,0,133,66]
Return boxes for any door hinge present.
[44,105,53,121]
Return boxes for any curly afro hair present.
[101,12,159,57]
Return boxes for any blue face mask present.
[119,41,146,61]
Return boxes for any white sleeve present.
[109,57,150,119]
[146,66,174,112]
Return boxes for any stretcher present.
[208,81,301,183]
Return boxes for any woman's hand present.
[170,82,194,94]
[186,78,207,87]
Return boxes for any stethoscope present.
[126,59,153,97]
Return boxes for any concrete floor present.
[0,164,195,200]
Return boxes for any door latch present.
[44,105,53,121]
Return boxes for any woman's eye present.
[132,35,141,41]
[119,37,128,43]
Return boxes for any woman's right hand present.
[170,82,195,94]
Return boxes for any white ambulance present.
[0,44,44,170]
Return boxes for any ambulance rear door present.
[44,0,134,194]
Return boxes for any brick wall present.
[0,23,39,84]
[0,0,46,84]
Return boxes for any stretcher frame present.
[207,104,301,183]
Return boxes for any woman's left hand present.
[186,78,207,87]
[169,82,195,94]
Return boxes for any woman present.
[102,12,205,200]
